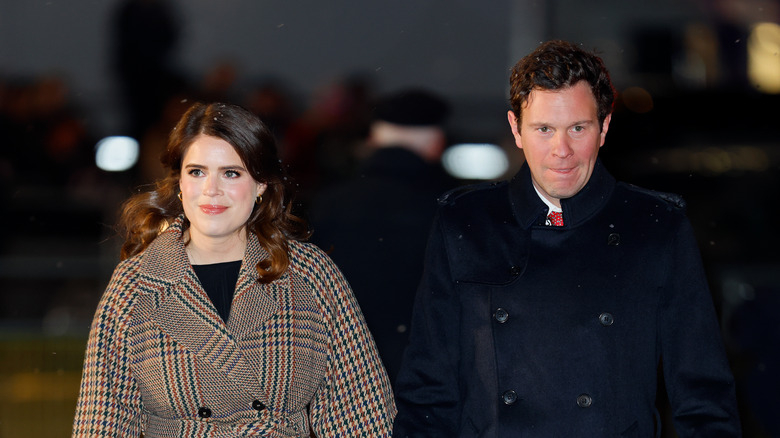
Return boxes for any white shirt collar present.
[532,184,562,214]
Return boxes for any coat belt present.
[143,409,309,438]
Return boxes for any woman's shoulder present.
[110,254,144,283]
[95,255,145,318]
[287,240,335,270]
[285,241,352,315]
[286,240,349,287]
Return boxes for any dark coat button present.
[252,399,266,411]
[197,407,212,418]
[509,265,521,276]
[577,394,593,408]
[502,390,518,405]
[607,233,620,246]
[494,308,509,323]
[599,312,614,326]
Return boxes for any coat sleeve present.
[660,216,742,436]
[304,245,397,437]
[72,259,143,437]
[393,215,463,437]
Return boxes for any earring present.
[177,192,182,201]
[255,195,263,205]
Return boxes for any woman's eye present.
[225,170,240,178]
[188,169,204,176]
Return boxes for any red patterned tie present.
[548,211,564,227]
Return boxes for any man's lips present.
[199,205,228,215]
[549,167,575,174]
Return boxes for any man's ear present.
[507,110,522,149]
[599,113,612,147]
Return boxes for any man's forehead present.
[521,83,599,119]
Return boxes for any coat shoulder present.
[286,240,345,292]
[287,240,335,272]
[107,256,143,295]
[94,256,144,322]
[618,182,687,212]
[435,180,514,234]
[437,180,508,208]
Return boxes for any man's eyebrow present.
[525,120,595,127]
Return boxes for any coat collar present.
[135,216,281,400]
[509,158,616,229]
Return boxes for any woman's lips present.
[199,205,228,215]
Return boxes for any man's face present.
[507,80,611,208]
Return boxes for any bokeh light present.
[94,136,139,172]
[442,143,509,180]
[748,22,780,94]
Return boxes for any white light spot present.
[95,136,139,172]
[442,143,509,180]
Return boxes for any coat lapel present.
[227,236,284,339]
[136,217,280,402]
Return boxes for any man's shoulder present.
[437,179,510,208]
[617,182,687,212]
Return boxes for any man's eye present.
[572,126,584,132]
[538,127,550,133]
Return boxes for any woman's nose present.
[203,175,222,196]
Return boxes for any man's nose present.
[551,134,574,158]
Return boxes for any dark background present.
[1,0,778,436]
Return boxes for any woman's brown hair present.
[118,101,309,283]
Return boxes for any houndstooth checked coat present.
[73,217,396,437]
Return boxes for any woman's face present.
[179,134,266,251]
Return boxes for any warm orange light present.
[748,22,780,94]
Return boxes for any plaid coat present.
[73,217,396,437]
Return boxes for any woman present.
[72,102,396,437]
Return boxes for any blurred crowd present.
[1,0,779,436]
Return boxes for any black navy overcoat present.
[393,160,740,437]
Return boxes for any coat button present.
[577,394,593,408]
[599,312,614,326]
[197,407,212,418]
[509,265,521,276]
[607,233,620,246]
[252,399,266,411]
[494,308,509,323]
[502,390,518,405]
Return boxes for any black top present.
[192,260,242,323]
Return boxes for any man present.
[392,40,741,437]
[308,89,456,382]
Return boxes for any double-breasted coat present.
[73,217,396,437]
[393,160,740,437]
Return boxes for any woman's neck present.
[184,229,247,265]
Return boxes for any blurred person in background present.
[281,75,374,196]
[113,0,183,141]
[392,40,740,436]
[72,102,395,437]
[307,89,457,383]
